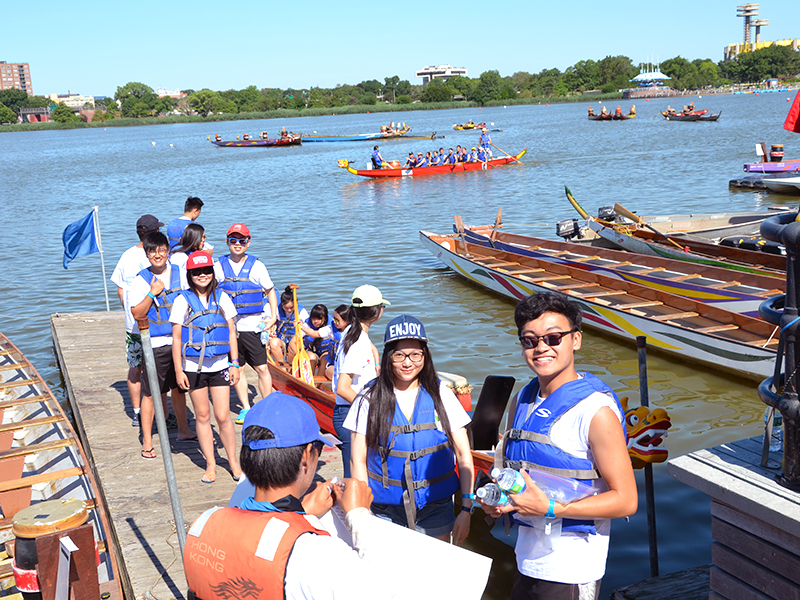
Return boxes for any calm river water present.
[2,91,798,597]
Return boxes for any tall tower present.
[737,4,759,44]
[752,18,769,43]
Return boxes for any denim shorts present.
[372,496,455,537]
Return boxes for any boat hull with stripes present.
[338,149,526,178]
[420,230,778,381]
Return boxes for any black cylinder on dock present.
[759,213,800,490]
[770,144,785,162]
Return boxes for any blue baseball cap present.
[384,314,427,346]
[242,392,339,450]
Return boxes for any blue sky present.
[6,0,800,97]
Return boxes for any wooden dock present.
[51,311,343,600]
[669,436,800,600]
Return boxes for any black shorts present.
[237,330,268,367]
[141,345,178,397]
[185,369,230,390]
[511,573,601,600]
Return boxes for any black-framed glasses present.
[311,440,324,455]
[191,267,215,276]
[390,350,425,364]
[227,237,250,246]
[519,329,578,350]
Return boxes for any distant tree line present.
[1,46,798,125]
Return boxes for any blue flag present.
[63,210,100,269]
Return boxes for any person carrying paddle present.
[216,222,278,425]
[346,315,475,544]
[170,251,242,483]
[478,292,637,600]
[271,285,311,364]
[479,127,493,159]
[332,285,388,478]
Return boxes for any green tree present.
[396,80,412,96]
[447,75,473,100]
[510,71,532,92]
[722,44,800,83]
[114,82,154,102]
[696,60,721,87]
[420,78,454,102]
[563,60,598,91]
[358,79,382,95]
[661,56,700,90]
[51,102,77,123]
[473,70,503,105]
[0,88,29,113]
[396,95,412,104]
[0,103,16,123]
[154,96,175,115]
[235,85,261,111]
[188,89,221,116]
[596,55,637,91]
[307,87,327,108]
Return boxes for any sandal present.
[201,471,216,484]
[141,448,156,460]
[232,469,243,482]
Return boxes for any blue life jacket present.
[477,149,487,161]
[503,373,625,535]
[217,255,265,316]
[446,153,456,164]
[479,133,491,148]
[138,265,182,338]
[366,384,459,525]
[167,218,190,249]
[303,315,340,356]
[180,290,231,365]
[416,157,429,167]
[372,149,382,167]
[276,302,305,345]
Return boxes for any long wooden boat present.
[453,122,485,131]
[209,137,301,148]
[299,127,412,142]
[461,222,784,318]
[338,149,526,178]
[698,111,722,122]
[420,230,780,381]
[661,109,708,121]
[0,333,124,598]
[268,362,335,435]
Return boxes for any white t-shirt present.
[513,382,623,585]
[111,245,149,333]
[343,381,471,434]
[333,327,377,406]
[169,291,236,372]
[213,257,274,332]
[128,264,182,348]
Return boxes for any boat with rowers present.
[588,105,636,120]
[458,211,784,318]
[299,124,413,142]
[453,121,485,130]
[420,228,779,381]
[338,149,526,178]
[208,132,301,147]
[0,332,124,597]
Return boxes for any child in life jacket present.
[269,285,310,364]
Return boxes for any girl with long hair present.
[345,315,474,543]
[170,223,207,288]
[170,251,242,483]
[332,285,388,477]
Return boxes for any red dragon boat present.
[338,149,526,178]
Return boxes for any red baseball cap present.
[186,251,213,270]
[227,223,251,237]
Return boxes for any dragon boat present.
[0,332,124,597]
[453,121,485,131]
[420,228,780,381]
[459,213,784,318]
[208,135,301,147]
[338,149,526,178]
[299,125,413,142]
[661,109,711,121]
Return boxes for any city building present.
[415,65,468,84]
[0,62,33,95]
[47,92,95,109]
[724,4,800,60]
[156,88,187,99]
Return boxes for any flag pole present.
[93,206,110,311]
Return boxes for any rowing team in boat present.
[587,105,636,117]
[380,121,404,134]
[372,129,494,169]
[665,102,695,116]
[237,127,293,141]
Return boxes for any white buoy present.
[699,95,702,99]
[170,144,173,147]
[490,122,494,126]
[151,141,156,146]
[313,130,317,134]
[504,106,506,109]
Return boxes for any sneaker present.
[166,414,178,429]
[235,408,249,425]
[131,414,140,427]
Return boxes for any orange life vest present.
[184,507,329,600]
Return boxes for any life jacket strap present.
[507,428,552,444]
[385,441,451,461]
[369,465,456,530]
[505,459,600,480]
[390,422,437,434]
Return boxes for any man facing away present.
[215,223,278,424]
[167,196,213,253]
[183,392,404,600]
[110,214,163,428]
[480,292,637,600]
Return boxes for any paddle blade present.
[292,351,314,386]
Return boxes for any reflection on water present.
[1,92,794,596]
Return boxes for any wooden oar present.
[613,202,688,251]
[491,142,515,160]
[289,284,315,386]
[454,215,471,256]
[488,208,503,248]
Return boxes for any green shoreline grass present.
[0,93,625,133]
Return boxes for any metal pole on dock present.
[137,318,187,554]
[636,335,659,577]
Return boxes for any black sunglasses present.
[190,267,215,276]
[311,440,324,455]
[519,328,578,350]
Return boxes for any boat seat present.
[695,324,740,333]
[0,379,36,391]
[577,291,628,299]
[0,394,48,410]
[568,255,602,263]
[485,260,521,267]
[467,376,516,451]
[504,268,545,274]
[0,362,27,373]
[0,415,64,435]
[521,274,572,283]
[613,301,663,310]
[0,438,73,463]
[702,280,742,289]
[651,312,699,321]
[551,283,595,291]
[0,466,85,494]
[622,267,666,275]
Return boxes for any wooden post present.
[637,336,659,577]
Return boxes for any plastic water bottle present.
[475,483,509,507]
[491,467,527,494]
[257,321,269,346]
[764,407,783,453]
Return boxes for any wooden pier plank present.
[51,311,343,600]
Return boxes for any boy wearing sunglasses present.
[215,223,278,424]
[480,292,637,600]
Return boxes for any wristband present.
[462,493,473,500]
[545,499,556,519]
[147,292,156,300]
[229,361,240,368]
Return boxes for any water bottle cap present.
[490,467,500,479]
[476,487,487,498]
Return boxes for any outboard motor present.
[598,205,617,221]
[758,212,800,490]
[556,219,581,241]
